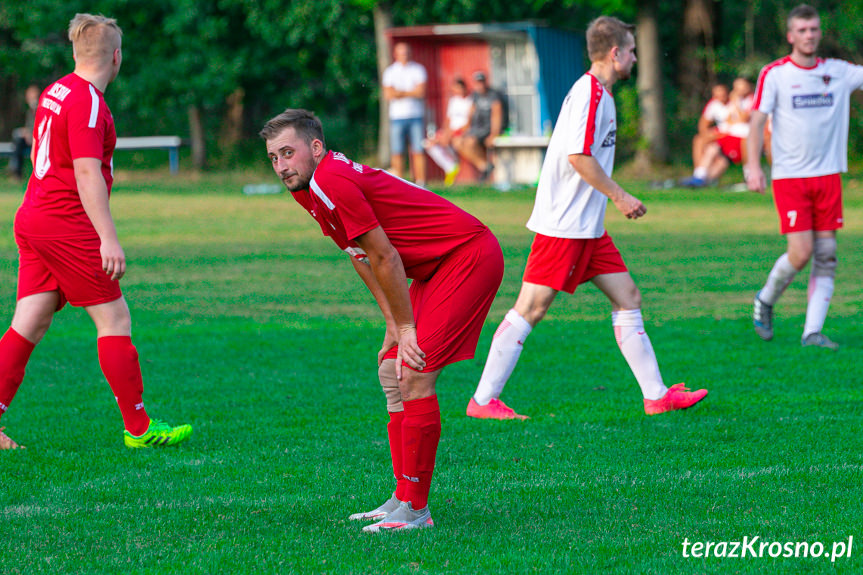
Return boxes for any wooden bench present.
[492,135,550,186]
[1,136,183,174]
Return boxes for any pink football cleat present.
[466,398,529,420]
[644,383,708,415]
[362,501,434,533]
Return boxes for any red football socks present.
[97,336,150,436]
[0,329,36,417]
[401,394,441,510]
[387,411,409,501]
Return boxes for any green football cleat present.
[124,419,193,448]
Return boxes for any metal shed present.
[387,21,584,139]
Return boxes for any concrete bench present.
[115,136,182,174]
[1,136,183,174]
[492,135,550,186]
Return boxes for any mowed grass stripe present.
[0,172,861,574]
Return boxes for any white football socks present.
[473,309,532,406]
[803,275,834,338]
[759,254,798,305]
[612,309,667,401]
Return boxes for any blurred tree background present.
[1,0,860,170]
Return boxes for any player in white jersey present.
[467,16,708,420]
[746,4,863,349]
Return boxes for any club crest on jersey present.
[601,129,616,147]
[822,75,831,86]
[792,93,833,108]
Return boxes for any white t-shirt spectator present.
[701,98,731,133]
[446,95,472,131]
[382,61,427,120]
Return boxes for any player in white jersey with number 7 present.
[746,4,863,350]
[467,16,708,420]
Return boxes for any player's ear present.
[311,138,324,158]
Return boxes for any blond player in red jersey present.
[468,16,708,420]
[261,109,503,531]
[746,4,863,349]
[0,14,191,450]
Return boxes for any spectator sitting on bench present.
[425,77,472,186]
[453,71,504,182]
[8,84,40,180]
[681,78,754,188]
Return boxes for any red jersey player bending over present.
[746,3,863,349]
[0,14,191,450]
[260,109,503,532]
[468,16,708,420]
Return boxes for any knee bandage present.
[379,359,403,412]
[812,237,837,278]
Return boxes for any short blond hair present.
[787,4,819,30]
[68,13,122,63]
[586,16,635,61]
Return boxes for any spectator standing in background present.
[382,42,427,186]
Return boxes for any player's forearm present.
[746,111,768,170]
[571,154,626,203]
[368,251,414,330]
[76,166,119,242]
[351,257,395,324]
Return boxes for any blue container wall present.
[529,26,584,132]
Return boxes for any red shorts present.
[523,231,627,294]
[16,234,122,309]
[716,134,744,164]
[383,229,504,372]
[772,174,843,234]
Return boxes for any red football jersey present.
[292,151,488,280]
[16,73,116,238]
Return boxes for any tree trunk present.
[678,0,716,117]
[373,2,393,168]
[187,104,207,170]
[0,76,20,140]
[635,0,668,166]
[219,87,245,161]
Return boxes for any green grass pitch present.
[0,169,861,574]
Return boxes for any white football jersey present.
[527,73,617,239]
[753,56,863,179]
